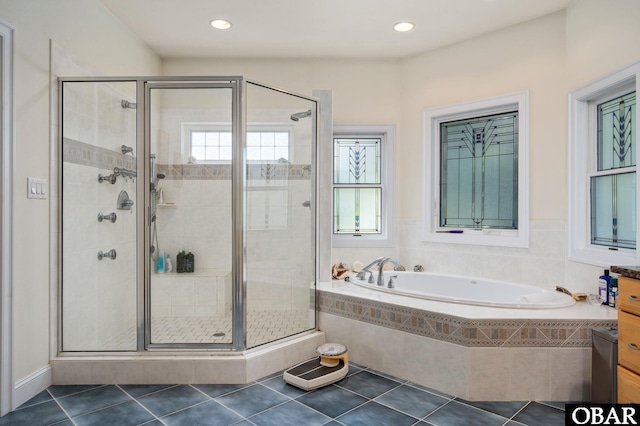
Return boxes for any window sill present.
[332,235,395,248]
[422,228,529,248]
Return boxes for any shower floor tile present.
[99,309,311,350]
[1,366,571,426]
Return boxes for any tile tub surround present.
[318,280,617,401]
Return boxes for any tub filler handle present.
[388,275,397,289]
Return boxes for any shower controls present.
[97,212,117,223]
[117,190,134,211]
[97,249,117,260]
[98,167,137,184]
[98,173,117,184]
[121,145,134,155]
[114,167,136,181]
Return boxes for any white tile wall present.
[334,219,604,296]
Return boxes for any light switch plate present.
[27,177,47,199]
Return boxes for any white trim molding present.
[0,18,15,415]
[422,91,530,248]
[13,366,51,410]
[568,60,640,267]
[332,124,396,248]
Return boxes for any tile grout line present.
[188,384,254,422]
[419,399,456,423]
[116,385,166,425]
[47,388,78,426]
[503,400,531,426]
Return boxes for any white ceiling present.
[99,0,573,60]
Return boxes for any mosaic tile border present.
[63,137,311,181]
[318,290,617,348]
[63,137,136,171]
[159,163,310,181]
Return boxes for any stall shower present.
[59,77,317,352]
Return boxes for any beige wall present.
[399,11,567,221]
[2,0,640,402]
[0,0,160,385]
[162,58,402,125]
[566,0,640,88]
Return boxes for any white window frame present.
[422,91,529,248]
[568,61,640,267]
[182,122,293,163]
[332,124,395,248]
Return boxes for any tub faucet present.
[377,257,402,286]
[356,256,385,281]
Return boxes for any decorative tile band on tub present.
[318,290,616,348]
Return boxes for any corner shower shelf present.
[157,202,177,207]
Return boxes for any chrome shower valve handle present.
[97,249,117,260]
[97,212,117,223]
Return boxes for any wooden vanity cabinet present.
[618,276,640,403]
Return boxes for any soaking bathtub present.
[348,270,575,309]
[318,271,616,401]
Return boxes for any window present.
[332,124,395,247]
[183,124,291,162]
[569,61,640,266]
[422,92,529,247]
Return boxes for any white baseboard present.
[13,365,52,410]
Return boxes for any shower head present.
[290,109,312,121]
[121,99,137,109]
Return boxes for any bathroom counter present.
[611,266,640,280]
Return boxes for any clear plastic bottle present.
[165,254,173,273]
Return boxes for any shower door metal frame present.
[143,77,245,351]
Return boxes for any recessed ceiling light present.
[210,19,232,30]
[393,22,414,32]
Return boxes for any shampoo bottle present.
[165,254,173,273]
[598,269,611,305]
[185,249,195,273]
[157,251,165,274]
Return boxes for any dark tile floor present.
[0,363,570,426]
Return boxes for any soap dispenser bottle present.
[599,269,611,305]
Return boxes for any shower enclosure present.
[59,77,317,352]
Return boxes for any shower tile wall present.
[154,106,314,317]
[155,170,313,313]
[62,81,137,351]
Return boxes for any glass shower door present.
[245,82,317,348]
[147,84,236,346]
